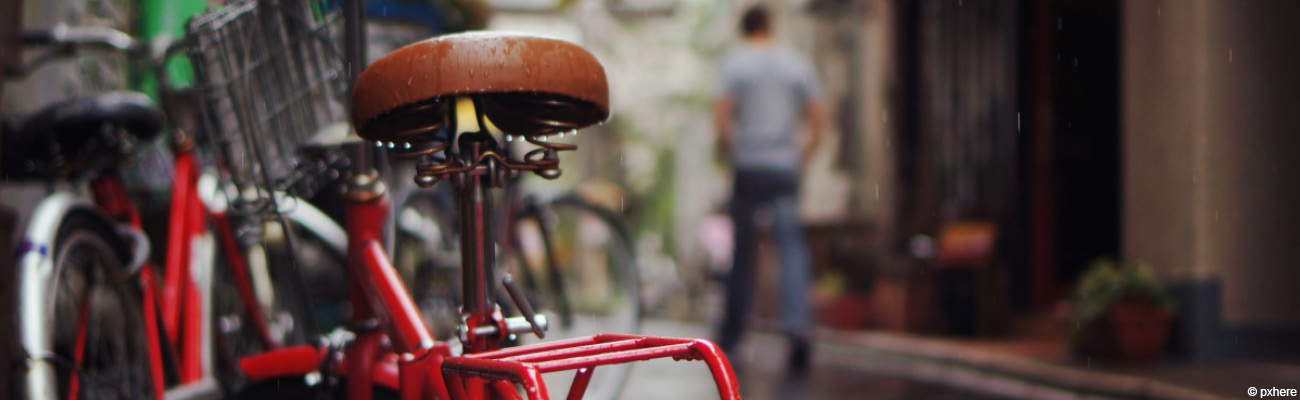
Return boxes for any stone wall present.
[1122,0,1300,342]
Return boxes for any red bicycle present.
[4,22,325,400]
[191,0,743,399]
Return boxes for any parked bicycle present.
[4,14,342,400]
[205,0,742,398]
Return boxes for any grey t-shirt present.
[718,43,821,172]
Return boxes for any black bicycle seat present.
[18,92,164,142]
[4,92,164,179]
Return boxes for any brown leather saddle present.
[351,32,609,143]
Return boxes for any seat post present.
[450,97,503,353]
[343,0,370,175]
[455,159,498,353]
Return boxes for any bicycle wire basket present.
[187,0,348,214]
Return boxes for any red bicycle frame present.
[88,142,275,399]
[240,147,740,400]
[241,172,456,399]
[233,0,738,395]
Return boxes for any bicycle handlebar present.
[23,24,137,52]
[6,24,141,78]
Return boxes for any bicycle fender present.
[279,192,347,259]
[14,193,133,399]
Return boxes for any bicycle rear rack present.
[441,334,740,400]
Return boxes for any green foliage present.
[1070,258,1176,330]
[631,146,676,254]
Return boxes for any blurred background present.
[4,0,1300,399]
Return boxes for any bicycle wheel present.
[504,194,640,400]
[42,212,156,399]
[392,190,463,345]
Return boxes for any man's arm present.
[800,99,827,166]
[714,96,735,160]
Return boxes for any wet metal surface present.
[622,320,1009,400]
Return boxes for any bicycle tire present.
[393,191,463,344]
[505,194,640,400]
[391,190,642,400]
[33,211,156,399]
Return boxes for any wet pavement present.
[620,320,1009,400]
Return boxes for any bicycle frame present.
[241,171,456,399]
[86,142,275,398]
[13,146,229,400]
[234,0,740,397]
[242,143,740,400]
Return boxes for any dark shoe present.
[787,338,811,373]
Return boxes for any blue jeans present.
[717,169,812,352]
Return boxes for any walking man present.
[714,4,826,372]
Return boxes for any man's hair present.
[741,5,771,37]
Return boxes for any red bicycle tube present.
[180,186,206,382]
[399,345,452,400]
[67,291,90,400]
[442,335,742,400]
[212,211,276,349]
[162,150,196,346]
[566,367,594,400]
[344,190,394,400]
[689,340,741,399]
[88,172,167,398]
[360,240,434,353]
[345,331,384,400]
[346,189,388,322]
[138,267,167,399]
[494,379,524,400]
[374,354,401,390]
[239,345,327,381]
[88,171,133,221]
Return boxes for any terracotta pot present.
[815,293,873,330]
[1073,302,1172,364]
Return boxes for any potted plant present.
[1070,258,1176,363]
